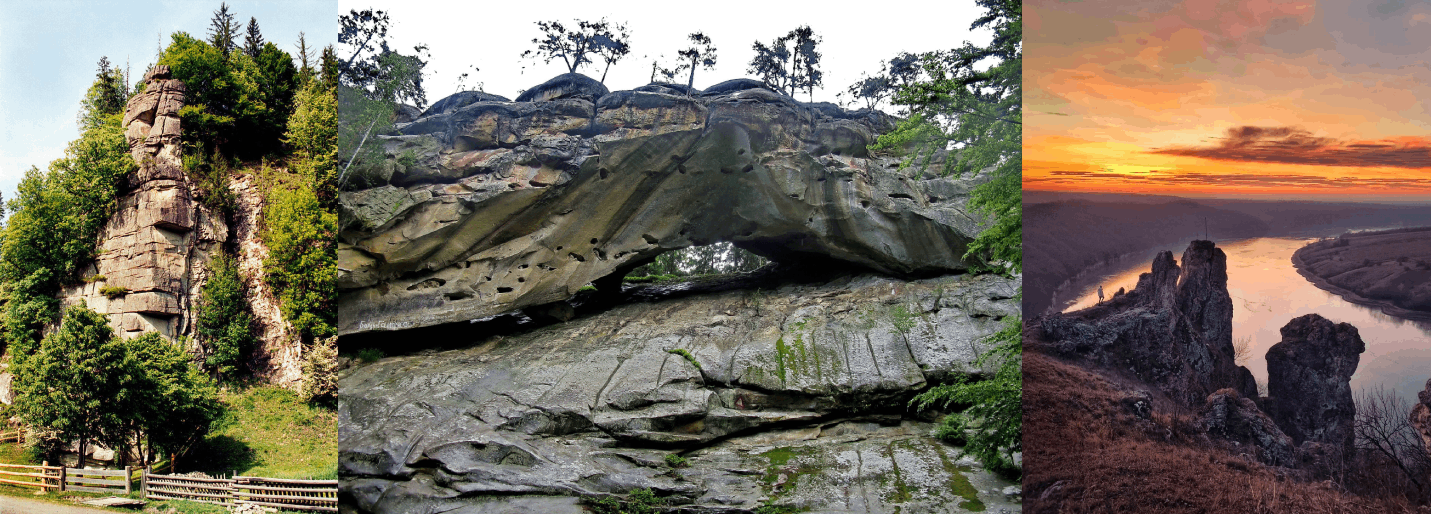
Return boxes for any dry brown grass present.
[1024,349,1426,514]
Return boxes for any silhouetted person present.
[1098,285,1105,304]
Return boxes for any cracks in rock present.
[592,356,628,411]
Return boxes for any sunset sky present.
[1025,0,1431,201]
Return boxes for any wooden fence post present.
[124,465,132,495]
[57,463,65,492]
[142,465,148,498]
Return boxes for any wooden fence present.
[0,429,24,444]
[233,476,338,512]
[64,466,131,494]
[142,471,336,512]
[0,462,60,491]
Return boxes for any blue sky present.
[0,0,337,205]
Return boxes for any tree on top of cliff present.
[207,2,240,58]
[748,26,823,100]
[675,32,717,90]
[79,56,130,130]
[521,19,631,83]
[338,8,430,108]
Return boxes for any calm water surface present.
[1061,237,1431,402]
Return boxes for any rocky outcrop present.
[1413,378,1431,460]
[59,65,227,341]
[1039,241,1257,406]
[1200,388,1296,466]
[337,74,985,336]
[1264,314,1364,452]
[339,273,1019,513]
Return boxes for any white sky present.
[338,0,992,108]
[0,0,337,205]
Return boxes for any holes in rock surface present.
[599,168,609,179]
[484,276,493,281]
[497,287,514,293]
[518,277,526,283]
[817,177,827,182]
[641,234,659,245]
[737,148,746,155]
[889,193,915,201]
[406,278,446,291]
[519,264,529,269]
[556,246,564,251]
[594,249,607,261]
[677,164,687,174]
[445,291,473,301]
[590,238,599,245]
[861,200,871,208]
[570,253,586,262]
[789,194,800,199]
[742,164,755,173]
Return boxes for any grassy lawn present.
[187,385,337,480]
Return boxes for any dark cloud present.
[1150,126,1431,168]
[1027,169,1431,190]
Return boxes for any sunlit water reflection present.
[1061,237,1431,402]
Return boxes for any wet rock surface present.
[1038,241,1256,407]
[338,273,1019,513]
[337,74,988,336]
[1264,313,1364,451]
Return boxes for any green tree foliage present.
[195,254,255,379]
[286,80,339,202]
[207,2,240,58]
[262,180,336,342]
[888,0,1022,480]
[748,26,823,100]
[300,337,338,404]
[158,31,298,160]
[12,306,127,468]
[79,57,130,130]
[631,242,768,278]
[0,113,133,357]
[911,314,1021,479]
[115,332,223,465]
[13,307,222,468]
[871,0,1021,273]
[243,17,264,58]
[338,10,429,190]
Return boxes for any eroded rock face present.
[59,65,227,341]
[336,75,986,336]
[1264,314,1364,451]
[1039,241,1257,407]
[1413,378,1431,460]
[338,273,1019,513]
[1201,388,1296,466]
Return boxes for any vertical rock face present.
[1040,240,1257,406]
[1200,388,1296,466]
[60,65,228,341]
[1411,378,1431,461]
[1265,314,1364,451]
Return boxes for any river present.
[1058,236,1431,402]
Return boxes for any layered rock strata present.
[337,74,988,336]
[1264,314,1364,453]
[339,273,1019,513]
[60,65,227,340]
[1039,241,1257,406]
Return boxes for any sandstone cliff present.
[337,75,990,336]
[338,75,1019,514]
[56,66,301,385]
[59,65,228,342]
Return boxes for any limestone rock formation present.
[338,75,986,336]
[59,65,228,341]
[1200,388,1296,466]
[1039,240,1257,406]
[1413,378,1431,460]
[1264,313,1364,452]
[338,273,1019,513]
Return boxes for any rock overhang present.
[337,74,985,336]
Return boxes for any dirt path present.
[0,495,113,514]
